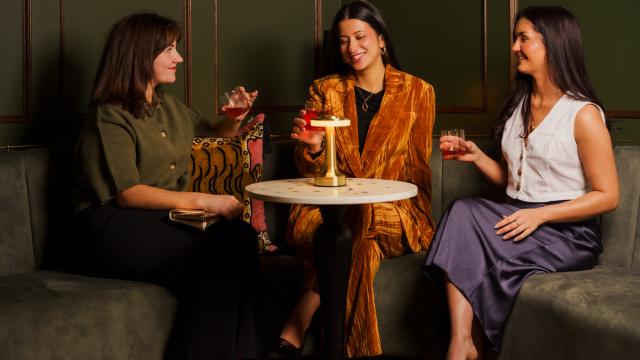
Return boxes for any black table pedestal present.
[313,205,353,360]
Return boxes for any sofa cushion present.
[500,266,640,359]
[0,147,77,276]
[0,270,176,360]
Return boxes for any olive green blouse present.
[73,92,206,212]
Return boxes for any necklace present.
[356,87,375,112]
[530,92,563,130]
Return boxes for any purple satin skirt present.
[423,197,601,351]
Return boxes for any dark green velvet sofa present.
[1,141,638,359]
[0,147,176,360]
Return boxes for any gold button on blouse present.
[161,131,167,138]
[169,163,176,170]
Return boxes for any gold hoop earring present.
[380,47,386,55]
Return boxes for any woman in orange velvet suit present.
[274,1,436,358]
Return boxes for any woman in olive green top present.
[74,13,259,360]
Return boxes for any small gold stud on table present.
[310,115,351,187]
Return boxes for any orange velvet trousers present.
[288,202,408,357]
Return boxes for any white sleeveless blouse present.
[501,94,605,202]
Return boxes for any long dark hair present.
[90,13,181,118]
[321,0,401,76]
[494,6,607,138]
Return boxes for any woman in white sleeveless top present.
[423,6,619,359]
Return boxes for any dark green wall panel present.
[191,0,216,120]
[372,0,486,111]
[0,0,24,117]
[1,0,638,145]
[32,0,61,114]
[217,0,316,113]
[367,0,511,136]
[30,0,62,141]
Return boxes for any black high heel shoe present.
[273,337,303,360]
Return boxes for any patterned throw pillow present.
[189,114,273,251]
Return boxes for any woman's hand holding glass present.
[291,105,325,153]
[439,129,477,162]
[221,86,258,122]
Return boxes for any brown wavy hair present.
[90,13,181,118]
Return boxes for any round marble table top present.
[245,178,417,205]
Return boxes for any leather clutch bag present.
[169,209,219,231]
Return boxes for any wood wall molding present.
[314,0,323,78]
[0,0,31,123]
[213,0,219,114]
[213,0,222,115]
[509,0,517,91]
[25,0,32,122]
[606,110,640,119]
[184,0,192,107]
[59,0,64,122]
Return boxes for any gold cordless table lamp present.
[311,115,351,187]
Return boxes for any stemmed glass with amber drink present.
[440,129,466,160]
[220,88,249,118]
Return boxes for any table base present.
[313,205,353,360]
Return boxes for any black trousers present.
[76,203,259,360]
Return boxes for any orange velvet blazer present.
[293,65,436,252]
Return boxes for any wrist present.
[537,206,552,224]
[472,149,486,165]
[191,193,209,211]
